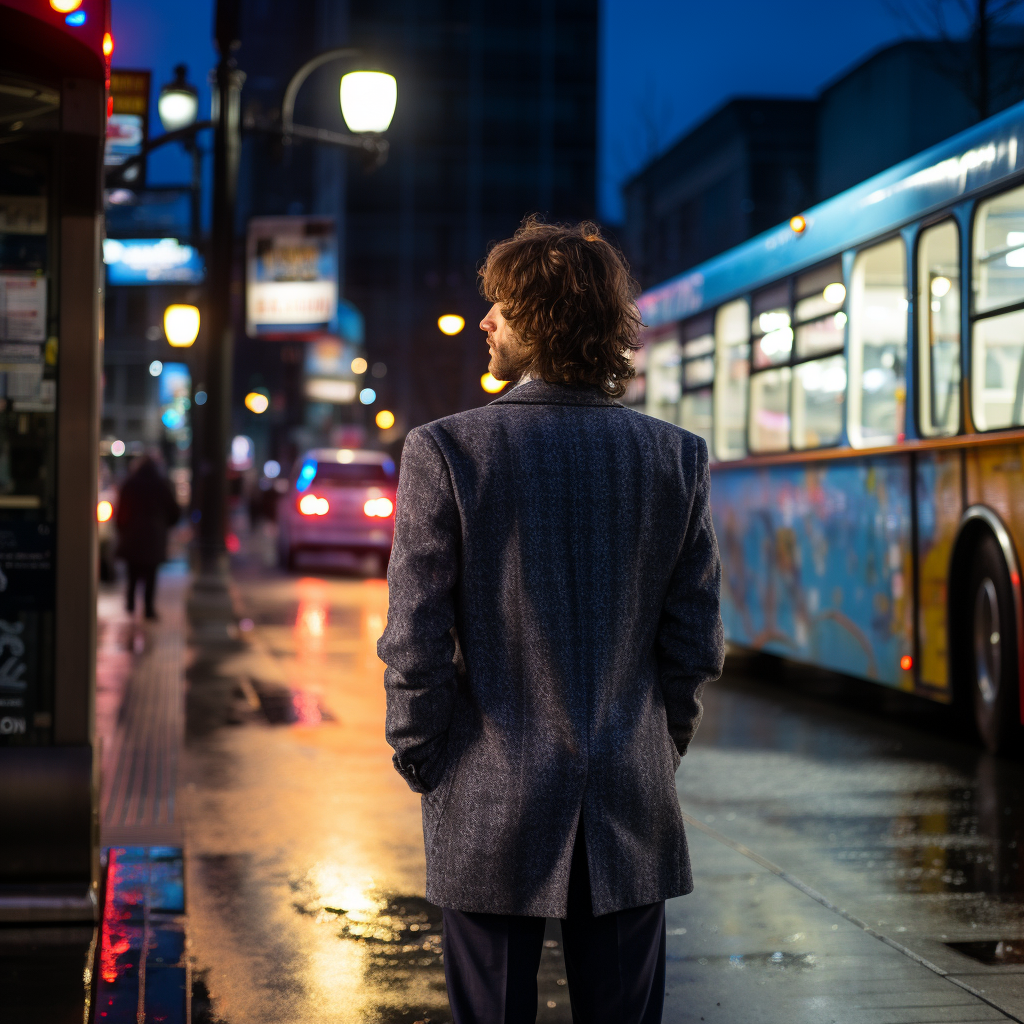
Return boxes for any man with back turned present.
[379,216,725,1023]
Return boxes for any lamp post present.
[158,64,202,245]
[166,2,398,631]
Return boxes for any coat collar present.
[489,379,622,408]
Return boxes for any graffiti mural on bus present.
[712,457,918,690]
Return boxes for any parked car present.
[277,448,397,574]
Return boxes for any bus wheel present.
[968,534,1020,754]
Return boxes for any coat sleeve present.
[656,435,725,760]
[378,427,461,794]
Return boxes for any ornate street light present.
[158,64,199,133]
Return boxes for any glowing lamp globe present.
[158,65,199,133]
[50,0,82,11]
[438,314,465,335]
[164,304,200,347]
[340,71,397,134]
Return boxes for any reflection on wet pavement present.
[182,558,1024,1022]
[678,660,1024,1018]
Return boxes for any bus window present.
[792,355,846,448]
[848,237,908,446]
[917,221,961,437]
[794,259,846,358]
[752,281,791,369]
[645,333,681,424]
[680,313,713,449]
[750,366,791,451]
[973,182,1024,314]
[714,298,750,460]
[973,187,1024,430]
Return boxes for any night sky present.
[111,0,947,224]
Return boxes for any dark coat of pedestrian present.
[116,456,180,619]
[380,217,724,1024]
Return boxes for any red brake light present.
[298,494,329,516]
[363,497,394,518]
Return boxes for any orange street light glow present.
[375,409,395,429]
[481,372,507,394]
[103,32,114,56]
[50,0,82,11]
[438,314,465,335]
[351,357,368,374]
[97,500,113,522]
[900,654,913,671]
[244,391,269,414]
[790,214,807,233]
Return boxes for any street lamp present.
[158,65,199,133]
[164,304,200,347]
[339,72,397,133]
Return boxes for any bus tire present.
[966,533,1020,754]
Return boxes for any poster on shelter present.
[246,217,337,338]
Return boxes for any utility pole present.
[190,0,244,634]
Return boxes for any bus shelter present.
[0,0,108,922]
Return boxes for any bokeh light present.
[375,409,395,429]
[438,314,465,335]
[480,373,507,394]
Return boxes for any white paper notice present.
[0,276,47,342]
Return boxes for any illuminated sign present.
[105,70,151,184]
[246,216,337,338]
[103,238,203,285]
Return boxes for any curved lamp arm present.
[281,47,360,137]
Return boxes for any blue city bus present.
[632,100,1024,754]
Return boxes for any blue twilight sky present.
[111,0,944,224]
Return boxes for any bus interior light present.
[822,282,846,304]
[931,276,951,297]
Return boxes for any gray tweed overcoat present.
[379,379,724,917]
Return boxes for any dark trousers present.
[126,562,157,618]
[441,820,666,1024]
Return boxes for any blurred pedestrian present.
[116,454,180,620]
[380,216,724,1024]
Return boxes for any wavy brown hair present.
[478,215,642,397]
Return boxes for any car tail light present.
[298,494,330,516]
[364,497,394,518]
[97,500,113,523]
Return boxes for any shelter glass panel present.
[849,237,908,447]
[714,299,749,461]
[917,221,960,438]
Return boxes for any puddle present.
[670,950,818,970]
[249,680,335,726]
[947,939,1024,965]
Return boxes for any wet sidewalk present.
[85,550,1024,1024]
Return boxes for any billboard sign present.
[246,216,337,338]
[103,238,204,285]
[105,70,151,185]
